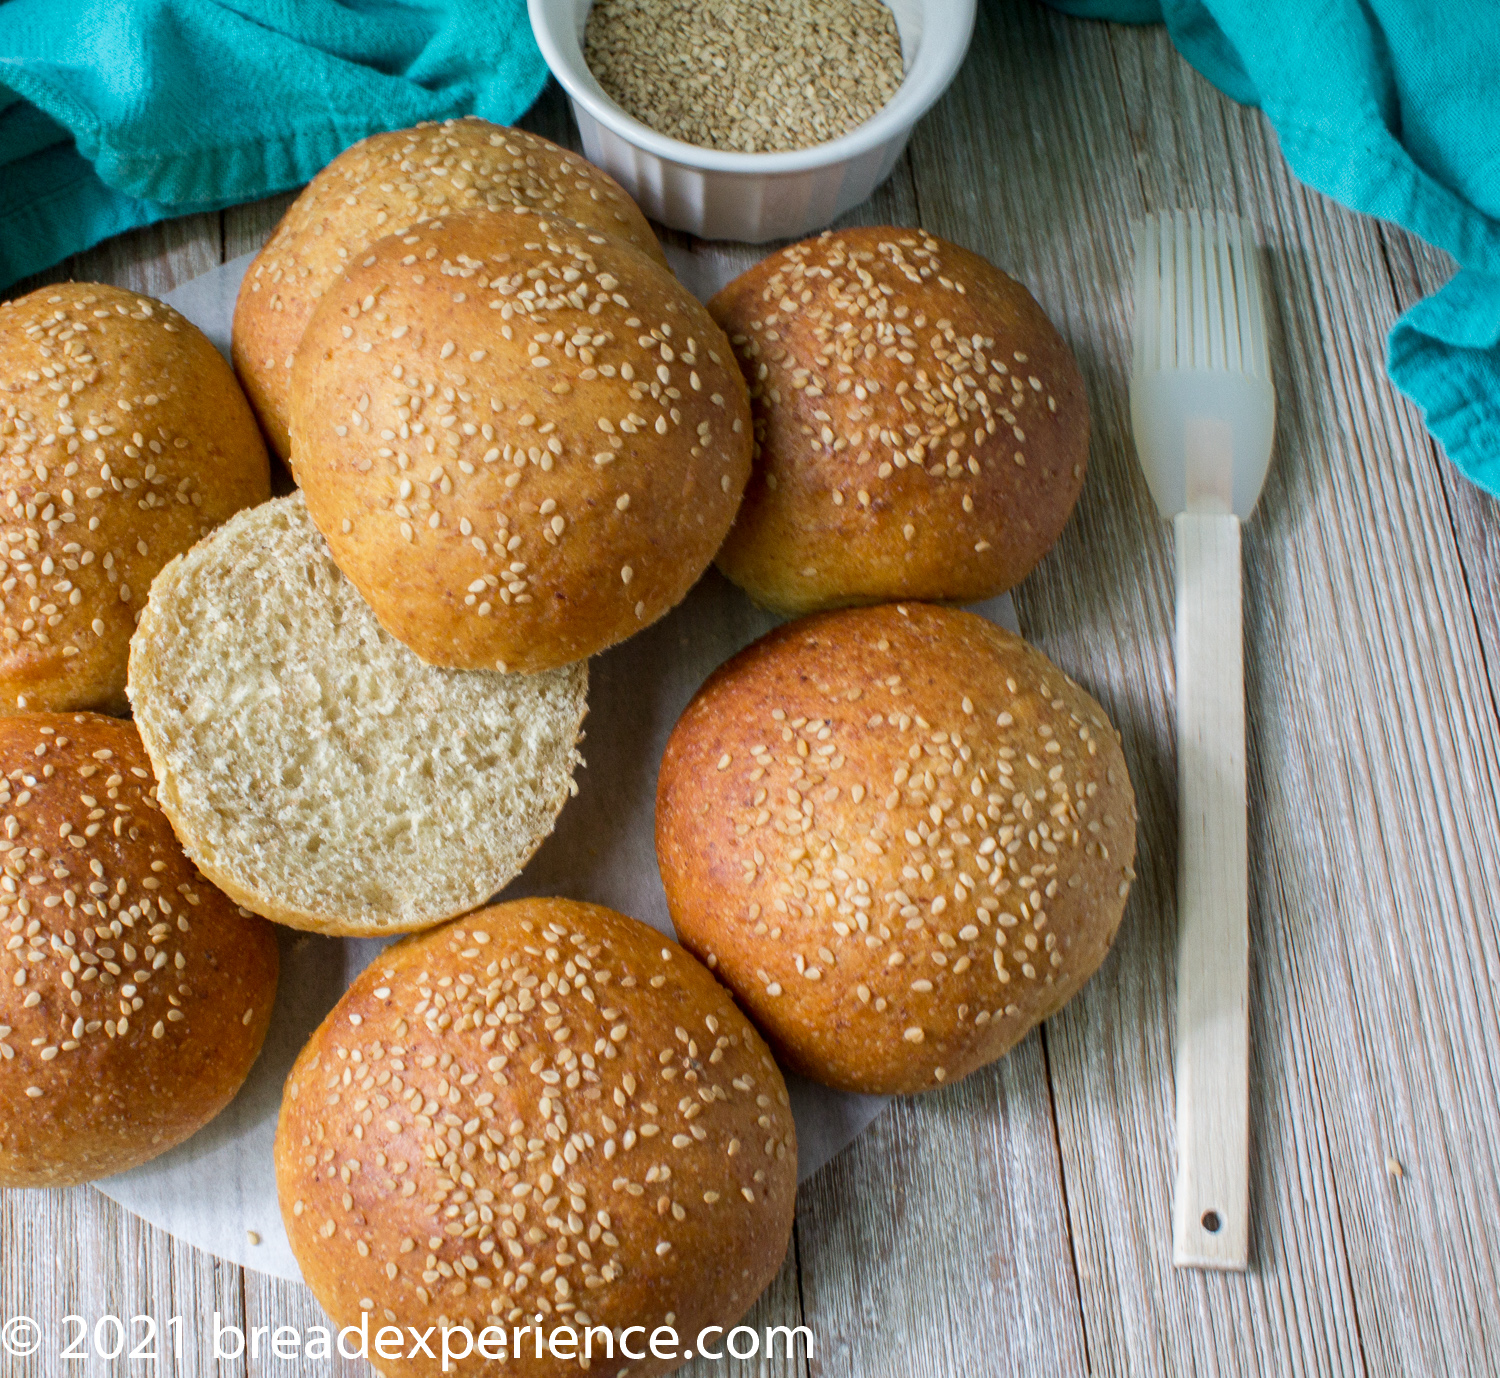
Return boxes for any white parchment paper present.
[89,250,1019,1282]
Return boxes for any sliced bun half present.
[128,494,587,936]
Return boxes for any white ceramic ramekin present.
[528,0,977,242]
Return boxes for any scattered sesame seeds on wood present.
[585,0,905,153]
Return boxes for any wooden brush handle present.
[1172,511,1249,1270]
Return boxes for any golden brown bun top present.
[233,118,666,457]
[0,712,278,1187]
[276,898,796,1378]
[656,603,1136,1095]
[709,226,1089,614]
[290,208,752,673]
[0,282,271,714]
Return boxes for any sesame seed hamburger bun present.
[127,494,587,937]
[655,603,1136,1095]
[0,712,277,1187]
[276,898,796,1378]
[0,284,271,714]
[233,119,666,459]
[289,208,752,674]
[707,228,1089,615]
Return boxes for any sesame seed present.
[269,894,795,1317]
[658,602,1134,1089]
[584,0,903,154]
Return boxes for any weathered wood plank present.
[795,1036,1088,1378]
[241,1268,375,1378]
[1214,55,1500,1378]
[223,192,300,265]
[0,1185,245,1378]
[642,53,1095,1378]
[6,211,223,301]
[896,5,1500,1376]
[903,8,1221,1374]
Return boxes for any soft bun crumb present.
[233,118,666,459]
[290,208,751,673]
[276,898,796,1378]
[128,494,587,937]
[709,227,1089,615]
[0,712,277,1187]
[656,602,1137,1095]
[0,284,270,714]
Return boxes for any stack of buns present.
[2,113,1138,1373]
[287,206,751,672]
[232,120,667,459]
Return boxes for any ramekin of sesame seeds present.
[528,0,976,241]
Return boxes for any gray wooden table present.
[4,5,1498,1375]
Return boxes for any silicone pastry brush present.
[1130,210,1275,1270]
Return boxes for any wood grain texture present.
[223,192,299,264]
[657,66,1094,1378]
[1172,512,1249,1271]
[7,211,223,302]
[0,1173,243,1376]
[903,3,1500,1375]
[4,7,1500,1376]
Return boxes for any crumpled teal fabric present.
[0,0,548,288]
[1046,0,1500,493]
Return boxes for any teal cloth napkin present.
[0,0,548,289]
[1046,0,1500,494]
